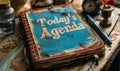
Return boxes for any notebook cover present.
[22,4,104,69]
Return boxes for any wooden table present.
[0,0,120,71]
[59,14,120,71]
[58,1,120,70]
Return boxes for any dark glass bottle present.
[0,0,15,36]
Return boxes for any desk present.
[58,1,120,70]
[59,14,120,71]
[0,0,120,71]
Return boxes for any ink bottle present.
[0,0,15,36]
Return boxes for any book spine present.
[21,12,40,62]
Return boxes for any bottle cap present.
[0,0,10,10]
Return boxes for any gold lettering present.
[64,26,71,32]
[78,23,85,29]
[47,20,53,25]
[41,28,52,39]
[71,22,79,30]
[58,27,65,34]
[51,28,60,39]
[66,17,70,24]
[37,18,46,27]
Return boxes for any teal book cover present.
[22,4,104,69]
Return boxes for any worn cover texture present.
[22,4,104,69]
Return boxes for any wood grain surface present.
[0,0,120,71]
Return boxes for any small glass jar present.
[0,0,15,35]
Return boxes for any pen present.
[85,14,112,46]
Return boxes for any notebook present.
[21,4,104,69]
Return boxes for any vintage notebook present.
[22,4,104,69]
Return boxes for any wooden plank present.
[0,43,29,71]
[58,1,120,71]
[89,16,120,71]
[0,1,31,71]
[94,10,119,35]
[58,15,120,71]
[0,0,119,71]
[0,18,22,63]
[103,46,120,71]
